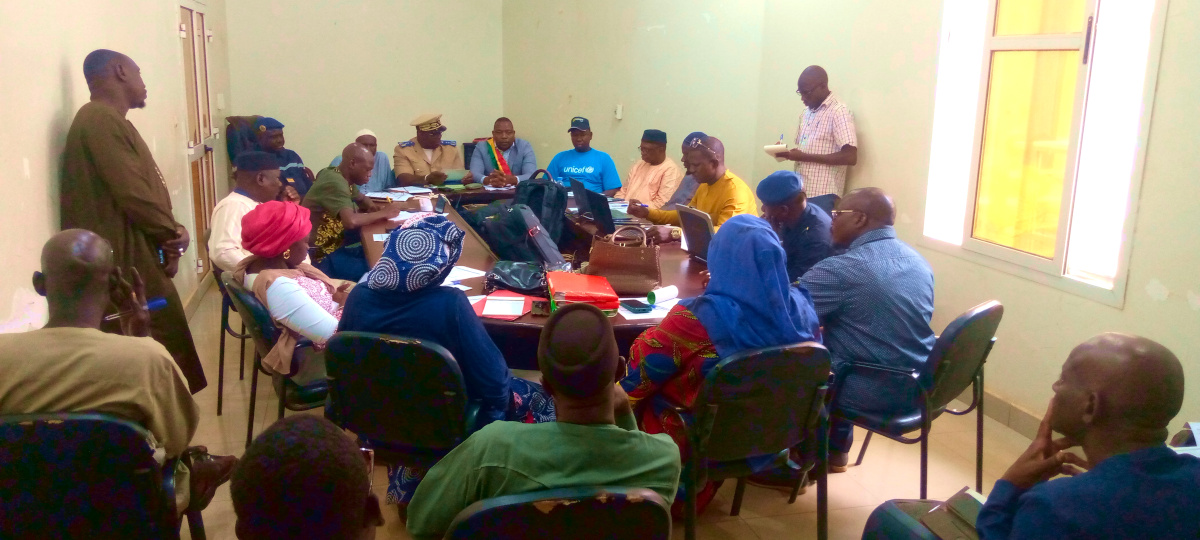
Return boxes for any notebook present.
[676,205,715,262]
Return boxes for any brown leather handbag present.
[583,226,661,295]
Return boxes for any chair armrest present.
[162,457,181,519]
[464,400,483,435]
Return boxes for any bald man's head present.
[33,230,115,312]
[1051,333,1184,444]
[687,136,727,184]
[830,187,895,247]
[339,143,375,186]
[797,65,831,110]
[82,49,147,109]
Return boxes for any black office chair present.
[222,275,329,448]
[201,228,250,417]
[324,332,482,471]
[0,413,204,540]
[463,141,478,173]
[444,486,671,540]
[830,300,1003,498]
[665,342,832,540]
[808,194,840,216]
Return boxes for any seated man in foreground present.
[757,170,832,281]
[302,143,401,281]
[627,136,754,240]
[614,129,681,209]
[546,116,622,196]
[469,117,538,187]
[798,187,935,470]
[393,113,473,187]
[331,129,395,193]
[405,303,682,539]
[232,415,384,540]
[0,229,236,513]
[977,333,1200,539]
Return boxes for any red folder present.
[546,272,620,311]
[472,290,545,321]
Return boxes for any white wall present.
[0,0,232,332]
[224,0,504,171]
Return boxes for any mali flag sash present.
[485,138,512,176]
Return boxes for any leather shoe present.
[830,451,850,473]
[186,447,238,511]
[747,461,811,494]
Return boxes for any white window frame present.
[921,0,1170,308]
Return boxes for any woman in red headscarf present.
[232,201,351,374]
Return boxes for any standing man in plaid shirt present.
[775,65,858,197]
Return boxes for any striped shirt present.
[794,94,857,197]
[798,226,935,370]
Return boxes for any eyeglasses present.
[831,209,864,218]
[687,138,716,155]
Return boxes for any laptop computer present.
[676,205,715,261]
[570,179,616,235]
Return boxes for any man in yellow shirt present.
[628,136,754,239]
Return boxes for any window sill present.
[916,236,1127,309]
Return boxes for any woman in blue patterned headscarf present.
[338,215,555,512]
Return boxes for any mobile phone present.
[435,195,448,213]
[620,299,653,313]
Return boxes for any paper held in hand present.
[764,143,789,162]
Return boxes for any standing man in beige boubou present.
[775,65,859,197]
[60,49,206,393]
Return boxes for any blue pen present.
[105,296,168,321]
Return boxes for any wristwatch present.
[670,228,682,241]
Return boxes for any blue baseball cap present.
[254,117,284,132]
[568,117,591,132]
[756,170,805,205]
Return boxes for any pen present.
[104,296,168,321]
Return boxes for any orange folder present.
[546,272,620,311]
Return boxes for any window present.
[924,0,1166,297]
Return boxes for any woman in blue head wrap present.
[338,215,555,512]
[618,214,821,514]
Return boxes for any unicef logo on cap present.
[585,166,595,174]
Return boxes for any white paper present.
[484,185,515,191]
[387,211,420,223]
[443,283,472,291]
[372,233,390,242]
[364,191,395,200]
[764,143,788,162]
[647,285,678,304]
[482,297,525,317]
[467,295,486,305]
[441,266,487,284]
[402,186,433,194]
[617,298,680,320]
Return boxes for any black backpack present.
[480,204,569,270]
[513,170,568,243]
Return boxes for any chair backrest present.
[225,115,261,163]
[808,194,840,216]
[694,342,831,462]
[444,486,671,540]
[325,332,473,453]
[0,413,171,539]
[922,300,1003,411]
[222,274,280,358]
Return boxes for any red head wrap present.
[241,201,312,258]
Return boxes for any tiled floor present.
[182,285,1032,539]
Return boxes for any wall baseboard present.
[958,387,1042,441]
[182,272,214,321]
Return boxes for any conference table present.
[360,198,707,370]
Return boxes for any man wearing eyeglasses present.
[614,129,681,209]
[798,187,934,471]
[627,136,754,240]
[774,65,858,197]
